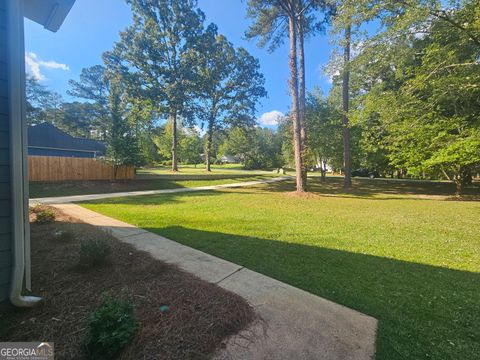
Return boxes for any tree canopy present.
[104,0,206,170]
[194,24,267,171]
[24,0,480,194]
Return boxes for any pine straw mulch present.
[0,208,255,359]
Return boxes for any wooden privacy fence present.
[29,156,135,182]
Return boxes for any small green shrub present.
[84,294,137,360]
[79,238,111,266]
[29,204,42,214]
[35,209,56,224]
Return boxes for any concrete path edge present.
[30,176,294,205]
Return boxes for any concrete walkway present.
[30,176,293,205]
[50,203,378,360]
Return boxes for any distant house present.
[220,155,237,164]
[28,122,106,158]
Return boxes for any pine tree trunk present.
[205,120,213,172]
[342,24,352,189]
[288,14,305,193]
[171,111,178,172]
[297,17,308,191]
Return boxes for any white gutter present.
[8,0,42,307]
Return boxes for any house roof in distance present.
[28,122,105,155]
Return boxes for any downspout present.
[7,0,42,307]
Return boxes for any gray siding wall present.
[0,0,12,302]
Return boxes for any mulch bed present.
[0,208,255,359]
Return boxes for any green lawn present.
[80,178,480,360]
[138,163,276,177]
[29,175,274,198]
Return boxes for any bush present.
[79,238,111,266]
[35,209,56,224]
[29,204,42,214]
[84,294,137,360]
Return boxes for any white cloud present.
[39,60,69,71]
[25,53,43,80]
[25,52,69,80]
[258,110,284,126]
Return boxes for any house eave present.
[23,0,75,32]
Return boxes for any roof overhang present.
[23,0,76,32]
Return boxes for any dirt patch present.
[0,209,255,359]
[284,190,321,200]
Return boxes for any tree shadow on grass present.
[143,225,480,360]
[136,172,270,180]
[261,177,480,201]
[80,180,480,208]
[30,175,271,198]
[80,190,234,207]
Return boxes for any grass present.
[29,175,275,198]
[137,163,277,177]
[80,177,480,360]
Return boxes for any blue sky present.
[24,0,334,127]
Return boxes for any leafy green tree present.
[124,96,161,166]
[26,76,105,139]
[152,120,203,166]
[194,25,266,171]
[328,0,378,188]
[219,127,283,170]
[179,128,203,166]
[217,127,247,164]
[68,67,148,172]
[42,92,64,126]
[106,82,142,177]
[68,65,109,103]
[305,89,343,181]
[25,76,47,125]
[105,0,205,171]
[152,118,184,162]
[25,76,63,125]
[67,65,110,139]
[352,0,480,194]
[68,64,146,168]
[277,116,295,167]
[58,102,98,138]
[340,22,352,188]
[148,125,168,164]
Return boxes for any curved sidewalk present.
[30,176,293,205]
